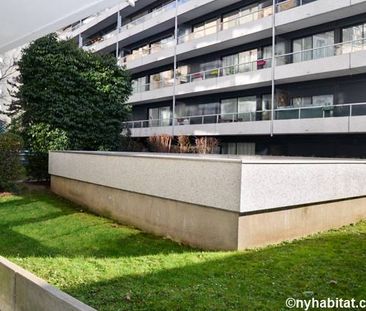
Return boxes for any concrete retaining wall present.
[49,151,366,250]
[0,256,95,311]
[51,176,239,250]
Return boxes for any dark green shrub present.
[0,133,24,191]
[26,153,49,181]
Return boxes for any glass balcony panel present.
[333,105,350,117]
[300,108,323,119]
[275,109,299,120]
[189,116,203,125]
[203,115,217,124]
[351,104,366,116]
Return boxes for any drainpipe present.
[270,0,276,137]
[116,11,122,59]
[172,0,178,137]
[78,20,83,48]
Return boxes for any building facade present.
[62,0,366,157]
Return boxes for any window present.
[192,60,220,80]
[220,96,257,122]
[291,95,334,119]
[148,106,171,127]
[222,54,238,75]
[293,31,335,63]
[222,11,239,30]
[150,35,174,54]
[293,97,312,107]
[292,95,333,107]
[313,95,334,106]
[222,48,258,75]
[261,94,272,120]
[238,96,257,121]
[150,70,174,90]
[222,143,255,155]
[132,76,148,92]
[342,23,366,53]
[192,18,219,40]
[293,36,313,62]
[238,49,258,72]
[220,98,237,121]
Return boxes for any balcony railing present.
[276,38,366,65]
[123,103,366,130]
[119,38,176,64]
[119,0,315,65]
[87,0,190,49]
[131,38,366,94]
[66,7,113,33]
[132,57,272,93]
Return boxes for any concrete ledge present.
[0,256,95,311]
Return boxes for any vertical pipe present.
[78,33,83,48]
[78,20,83,48]
[172,0,178,136]
[116,11,122,60]
[270,0,276,137]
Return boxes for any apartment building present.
[63,0,366,157]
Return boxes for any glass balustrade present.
[130,38,366,95]
[89,0,316,52]
[123,103,366,130]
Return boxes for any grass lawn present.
[0,190,366,311]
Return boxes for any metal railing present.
[86,0,190,49]
[132,57,272,93]
[131,37,366,94]
[276,38,366,65]
[123,103,366,129]
[66,7,113,33]
[178,5,274,44]
[120,38,176,64]
[119,0,315,64]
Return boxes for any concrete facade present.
[49,151,366,250]
[0,256,95,311]
[58,0,366,157]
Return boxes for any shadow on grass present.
[64,228,366,311]
[0,191,196,258]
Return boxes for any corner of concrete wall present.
[0,258,16,311]
[0,256,96,311]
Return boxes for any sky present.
[0,0,134,53]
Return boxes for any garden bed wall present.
[49,151,366,250]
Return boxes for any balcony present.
[128,38,366,104]
[87,0,263,53]
[121,0,366,74]
[123,103,366,137]
[119,0,307,72]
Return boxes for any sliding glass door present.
[220,96,257,122]
[149,106,171,127]
[293,31,335,63]
[238,96,257,121]
[343,23,366,53]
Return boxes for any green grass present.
[0,190,366,311]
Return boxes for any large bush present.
[6,34,132,180]
[8,34,132,151]
[0,133,24,191]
